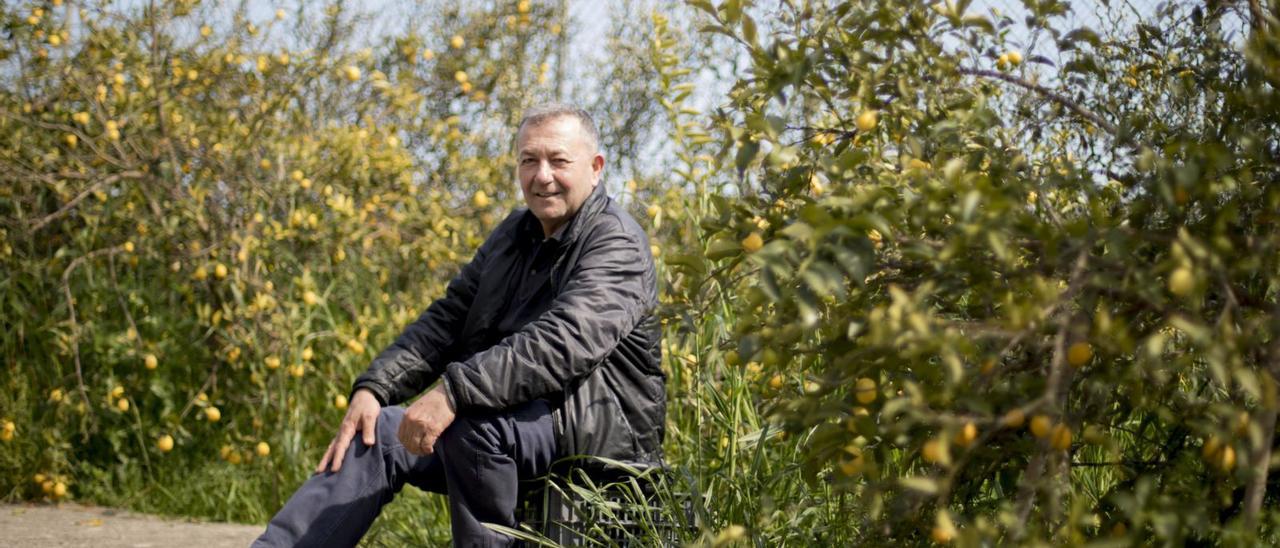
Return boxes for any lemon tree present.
[685,0,1280,543]
[0,1,660,530]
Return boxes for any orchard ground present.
[0,503,260,547]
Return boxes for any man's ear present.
[591,152,605,185]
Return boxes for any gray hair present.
[516,103,600,153]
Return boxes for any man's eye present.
[551,159,569,166]
[521,158,536,165]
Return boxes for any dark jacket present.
[352,183,666,464]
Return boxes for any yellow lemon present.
[1168,267,1194,296]
[450,35,464,49]
[157,434,174,452]
[855,377,877,404]
[144,354,158,370]
[930,526,954,544]
[954,422,978,448]
[855,110,878,132]
[53,482,67,498]
[213,262,228,279]
[302,290,320,305]
[301,347,314,361]
[264,356,281,369]
[334,394,349,410]
[724,350,741,367]
[768,374,784,390]
[1067,342,1092,367]
[342,65,361,81]
[72,111,90,125]
[1051,424,1073,450]
[472,190,490,208]
[741,232,764,253]
[256,441,271,457]
[116,398,129,412]
[1029,415,1053,439]
[346,339,365,354]
[1007,50,1024,65]
[205,406,221,422]
[1218,445,1236,472]
[921,438,948,464]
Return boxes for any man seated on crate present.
[253,104,666,548]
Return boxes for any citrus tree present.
[0,0,659,534]
[680,0,1280,543]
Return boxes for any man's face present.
[516,116,604,237]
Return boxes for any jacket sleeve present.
[351,232,495,406]
[442,221,654,411]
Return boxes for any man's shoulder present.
[481,208,534,246]
[588,198,649,244]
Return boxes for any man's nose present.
[533,160,554,183]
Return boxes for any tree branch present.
[957,67,1119,138]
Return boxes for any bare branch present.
[26,171,145,233]
[957,68,1119,137]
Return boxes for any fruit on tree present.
[855,377,877,404]
[954,422,977,448]
[1029,415,1052,439]
[1050,424,1073,451]
[856,110,878,132]
[1168,267,1194,296]
[1067,342,1093,367]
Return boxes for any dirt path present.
[1,502,262,547]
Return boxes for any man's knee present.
[374,406,405,449]
[439,412,504,459]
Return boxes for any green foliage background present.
[4,0,1280,545]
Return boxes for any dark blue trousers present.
[252,400,557,547]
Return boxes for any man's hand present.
[397,384,456,455]
[316,388,381,473]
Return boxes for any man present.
[252,105,665,547]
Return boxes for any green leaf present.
[706,236,743,260]
[899,476,939,495]
[735,140,760,173]
[1059,27,1101,50]
[742,13,758,45]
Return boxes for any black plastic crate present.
[514,461,697,547]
